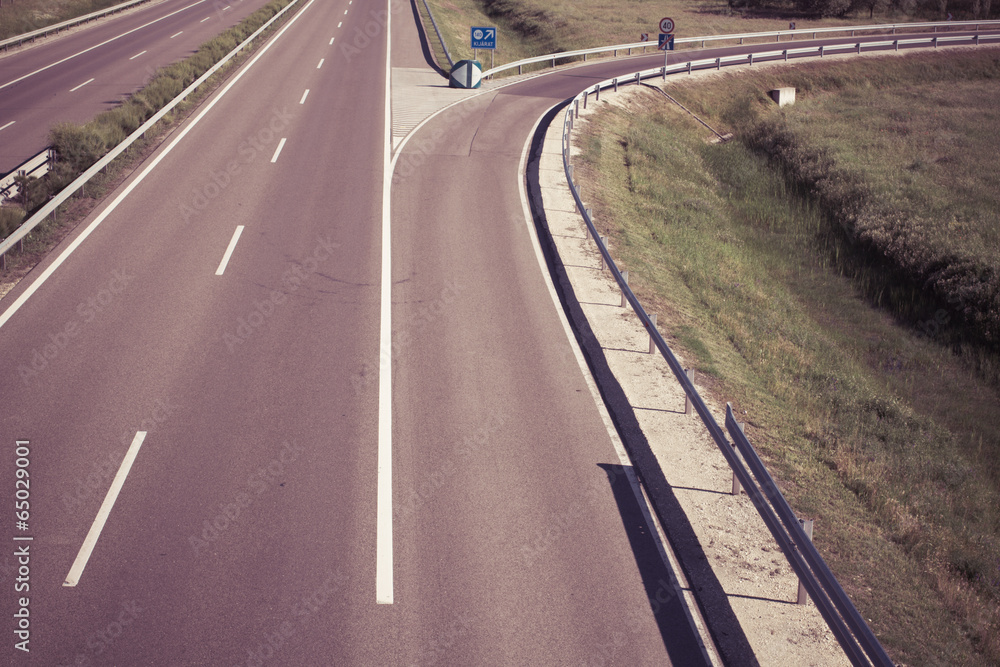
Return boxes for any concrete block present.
[769,87,796,107]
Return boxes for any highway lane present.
[0,0,277,173]
[3,4,983,664]
[386,28,1000,667]
[0,0,711,664]
[385,5,708,666]
[1,0,392,663]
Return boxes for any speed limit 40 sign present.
[659,17,675,33]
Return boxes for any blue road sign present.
[658,33,675,51]
[471,26,496,50]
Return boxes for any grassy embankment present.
[0,0,136,41]
[0,0,295,260]
[420,0,909,74]
[575,49,1000,666]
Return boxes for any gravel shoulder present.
[535,78,851,667]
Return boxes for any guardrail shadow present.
[525,101,758,667]
[598,463,710,665]
[407,0,447,77]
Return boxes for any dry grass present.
[0,0,133,40]
[575,49,1000,666]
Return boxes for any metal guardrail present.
[0,0,154,51]
[482,19,1000,78]
[420,0,452,68]
[0,0,303,267]
[550,32,988,665]
[0,149,52,203]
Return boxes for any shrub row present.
[744,116,1000,349]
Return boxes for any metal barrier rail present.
[0,0,154,51]
[420,0,452,68]
[0,0,303,267]
[0,149,52,203]
[549,31,975,666]
[482,18,1000,78]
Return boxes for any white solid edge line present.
[515,107,722,666]
[299,89,309,104]
[270,137,287,163]
[375,0,393,605]
[0,0,208,91]
[0,0,317,334]
[129,50,147,60]
[215,225,244,275]
[70,78,94,92]
[64,431,147,587]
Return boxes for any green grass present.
[420,0,924,74]
[576,49,1000,666]
[0,0,136,41]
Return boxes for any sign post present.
[471,26,497,70]
[658,17,676,73]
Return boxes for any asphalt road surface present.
[0,0,276,173]
[1,0,705,664]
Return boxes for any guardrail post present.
[857,42,862,53]
[595,84,600,101]
[648,314,657,354]
[635,72,641,85]
[662,66,667,80]
[740,37,745,44]
[684,368,696,414]
[975,33,980,45]
[749,53,754,65]
[784,49,788,61]
[613,78,618,92]
[933,36,938,48]
[687,61,693,74]
[583,91,588,109]
[568,164,574,185]
[716,57,721,70]
[819,45,825,57]
[584,209,592,238]
[796,518,815,604]
[574,99,580,119]
[732,421,745,494]
[894,40,899,51]
[599,236,608,271]
[621,270,629,307]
